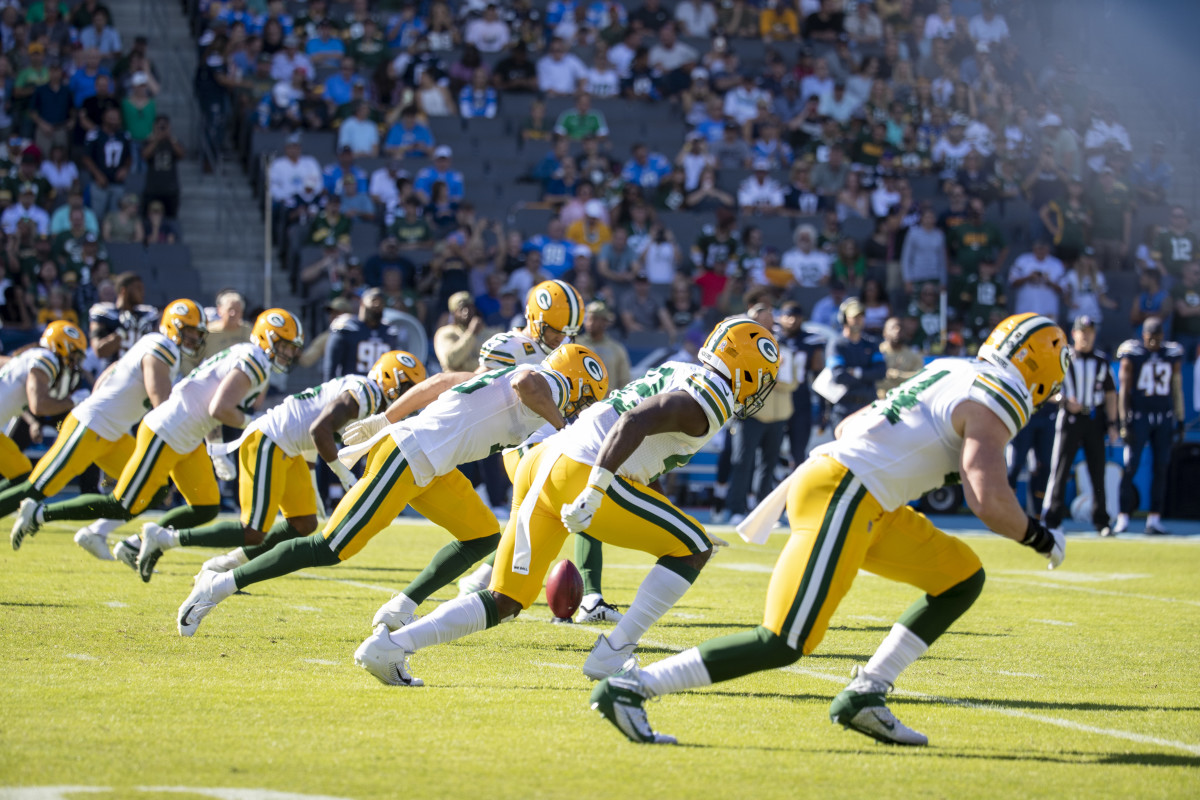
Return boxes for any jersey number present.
[878,369,949,424]
[1170,237,1193,262]
[453,366,516,394]
[356,340,391,374]
[1136,362,1172,396]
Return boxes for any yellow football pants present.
[764,455,982,654]
[238,429,318,530]
[321,438,499,561]
[492,448,711,609]
[0,432,32,479]
[113,422,220,515]
[28,413,135,496]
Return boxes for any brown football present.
[546,559,583,620]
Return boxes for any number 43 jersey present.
[813,358,1035,512]
[1117,338,1183,414]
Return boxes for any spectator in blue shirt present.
[255,1,294,36]
[78,9,122,55]
[458,69,498,119]
[585,0,628,31]
[322,147,369,195]
[306,19,346,67]
[414,146,466,202]
[384,106,435,159]
[323,58,364,108]
[620,142,672,188]
[1132,141,1173,206]
[68,49,109,107]
[524,219,572,278]
[218,0,258,33]
[546,0,580,30]
[387,4,428,49]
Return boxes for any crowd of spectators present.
[0,2,185,351]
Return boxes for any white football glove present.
[343,413,388,446]
[561,486,605,534]
[1047,526,1065,570]
[328,459,357,492]
[1022,517,1065,570]
[211,452,237,482]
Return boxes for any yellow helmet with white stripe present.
[978,312,1069,408]
[251,308,304,373]
[699,318,780,419]
[543,343,609,416]
[369,350,427,401]
[525,279,584,354]
[39,320,87,368]
[160,298,208,357]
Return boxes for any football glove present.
[211,452,237,482]
[328,459,357,492]
[561,466,614,534]
[1021,516,1065,570]
[343,413,388,446]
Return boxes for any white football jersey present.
[144,343,272,453]
[258,375,385,460]
[390,364,567,486]
[558,361,736,485]
[478,329,544,370]
[0,347,62,424]
[73,333,182,441]
[813,358,1034,511]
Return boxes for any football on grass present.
[546,559,583,619]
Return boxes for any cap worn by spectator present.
[584,199,605,218]
[28,43,44,55]
[634,271,649,281]
[286,132,303,145]
[1073,315,1096,331]
[323,235,338,247]
[328,297,355,314]
[448,291,473,312]
[752,157,771,171]
[131,72,149,88]
[1082,245,1096,257]
[573,244,592,259]
[1038,113,1063,128]
[840,297,865,319]
[586,300,613,320]
[780,300,804,317]
[434,145,453,159]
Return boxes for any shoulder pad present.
[1163,342,1185,359]
[699,224,715,236]
[84,130,99,142]
[330,316,360,332]
[1116,340,1141,359]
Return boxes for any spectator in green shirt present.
[1086,167,1132,274]
[552,92,609,142]
[1151,205,1198,280]
[14,43,50,103]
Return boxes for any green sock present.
[43,493,130,523]
[231,532,340,590]
[0,481,40,519]
[241,520,306,560]
[178,520,247,548]
[0,473,29,493]
[698,625,802,684]
[897,568,986,645]
[158,504,220,530]
[403,533,501,604]
[482,550,496,567]
[575,533,604,596]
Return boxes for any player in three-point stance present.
[352,319,779,688]
[590,313,1070,746]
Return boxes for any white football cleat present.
[457,563,493,597]
[74,529,115,561]
[372,595,418,631]
[112,535,141,570]
[829,666,928,746]
[575,599,623,624]
[583,633,637,681]
[590,671,676,744]
[10,498,42,551]
[201,548,248,574]
[1112,513,1129,535]
[177,568,223,636]
[137,522,174,583]
[354,624,424,686]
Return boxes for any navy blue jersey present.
[1117,338,1183,414]
[322,316,406,380]
[88,302,160,363]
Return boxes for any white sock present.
[1117,513,1129,523]
[639,647,712,697]
[466,563,492,586]
[229,547,249,566]
[713,483,728,500]
[34,505,45,524]
[163,527,181,548]
[1147,513,1161,527]
[862,624,929,686]
[211,571,237,602]
[392,594,488,652]
[86,518,123,538]
[609,565,692,650]
[581,592,603,610]
[393,593,419,615]
[123,533,141,547]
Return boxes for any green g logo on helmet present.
[583,355,605,381]
[757,336,779,363]
[535,289,553,311]
[398,353,417,369]
[267,312,286,328]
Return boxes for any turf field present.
[2,519,1199,800]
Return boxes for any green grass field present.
[2,519,1199,800]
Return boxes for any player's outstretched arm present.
[140,354,173,408]
[207,370,252,428]
[381,371,474,423]
[25,368,73,418]
[512,369,567,431]
[311,392,368,464]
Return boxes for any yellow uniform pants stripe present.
[30,413,135,496]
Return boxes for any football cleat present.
[590,672,676,744]
[575,600,623,624]
[112,535,141,570]
[372,595,418,631]
[10,498,42,551]
[582,633,637,681]
[1112,514,1129,535]
[74,529,115,561]
[829,666,928,746]
[137,522,174,583]
[354,624,424,686]
[177,568,223,636]
[1145,522,1170,536]
[457,563,493,597]
[201,548,248,573]
[1098,526,1113,538]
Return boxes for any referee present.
[1042,316,1117,536]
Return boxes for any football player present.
[12,310,303,557]
[589,313,1069,747]
[89,272,160,363]
[174,343,608,637]
[6,301,206,556]
[352,319,779,688]
[136,351,425,581]
[0,321,88,493]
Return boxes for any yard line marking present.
[64,653,96,661]
[672,612,704,619]
[102,601,128,608]
[991,576,1200,607]
[993,570,1153,583]
[846,614,890,622]
[302,659,338,666]
[292,605,321,612]
[294,572,397,594]
[533,661,576,670]
[1032,619,1076,627]
[711,562,774,573]
[996,670,1045,678]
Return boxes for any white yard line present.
[1032,619,1077,627]
[294,572,397,594]
[991,576,1200,607]
[302,659,339,666]
[102,601,128,608]
[64,653,97,661]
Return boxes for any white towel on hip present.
[511,441,565,575]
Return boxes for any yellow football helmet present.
[699,318,780,419]
[543,343,609,417]
[525,279,584,354]
[39,319,88,368]
[160,298,208,357]
[978,312,1069,407]
[368,350,427,401]
[251,308,305,373]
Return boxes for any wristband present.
[586,465,615,494]
[1021,515,1053,555]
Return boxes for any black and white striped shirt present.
[1062,348,1115,413]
